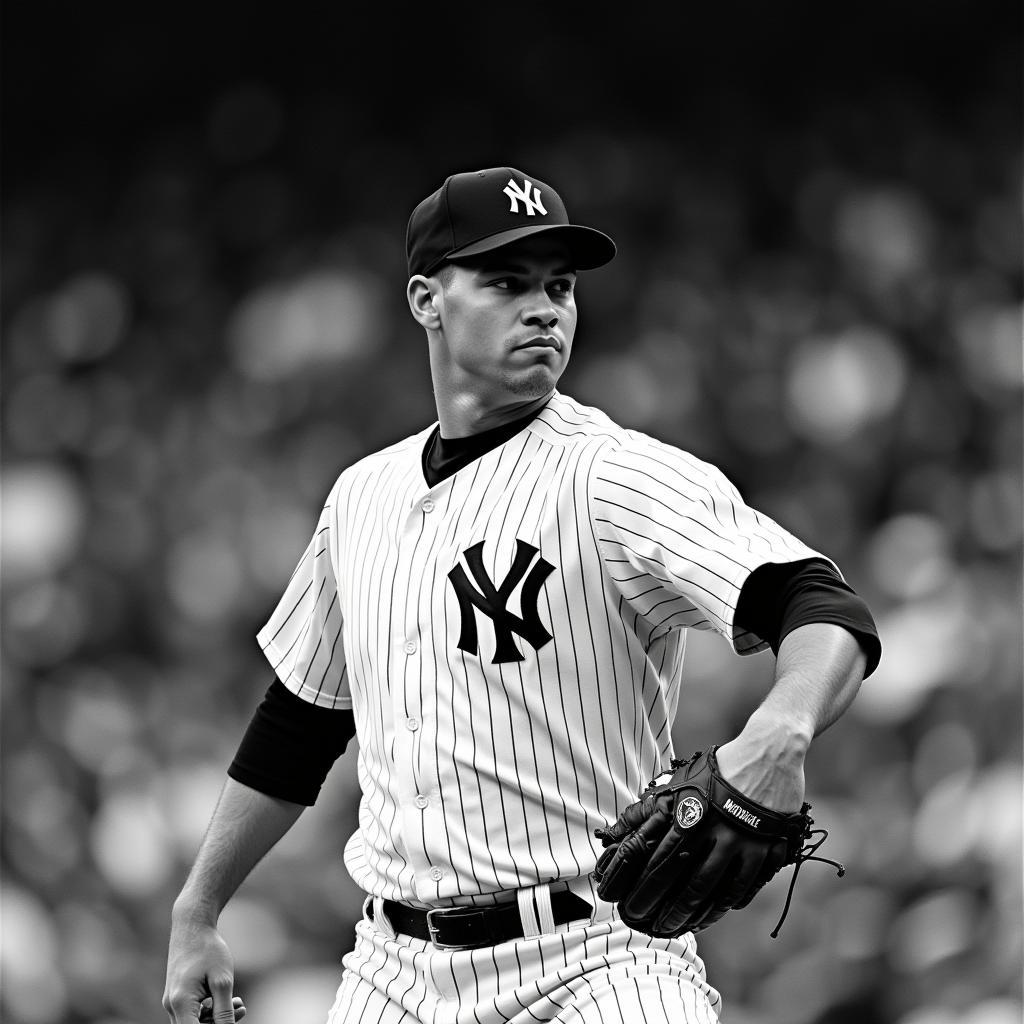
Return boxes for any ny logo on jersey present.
[503,177,548,217]
[448,539,555,663]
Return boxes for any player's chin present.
[502,363,562,398]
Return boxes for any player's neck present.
[435,390,554,438]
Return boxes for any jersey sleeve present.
[256,481,351,708]
[590,436,831,655]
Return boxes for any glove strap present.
[704,747,806,843]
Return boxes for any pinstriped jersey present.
[257,391,826,907]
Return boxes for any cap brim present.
[442,224,616,272]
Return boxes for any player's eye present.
[549,279,575,296]
[489,277,523,292]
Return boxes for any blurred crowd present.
[2,22,1022,1024]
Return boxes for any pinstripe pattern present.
[258,475,350,709]
[592,433,824,654]
[327,907,721,1024]
[257,392,825,908]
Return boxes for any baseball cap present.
[406,167,616,278]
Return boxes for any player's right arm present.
[164,480,355,1023]
[163,779,306,1024]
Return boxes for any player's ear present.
[407,275,442,330]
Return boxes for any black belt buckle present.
[425,906,493,951]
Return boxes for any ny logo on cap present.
[503,177,548,217]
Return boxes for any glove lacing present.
[770,803,846,938]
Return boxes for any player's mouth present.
[515,336,561,352]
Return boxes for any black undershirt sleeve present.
[228,679,357,806]
[736,558,881,678]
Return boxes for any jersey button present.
[405,717,420,732]
[414,794,429,809]
[429,867,445,882]
[404,640,417,655]
[421,499,435,513]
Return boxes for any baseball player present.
[163,167,880,1024]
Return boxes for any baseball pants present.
[326,880,722,1024]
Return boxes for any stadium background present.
[2,3,1021,1022]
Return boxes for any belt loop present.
[533,883,556,934]
[373,895,396,939]
[516,887,541,937]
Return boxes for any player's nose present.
[521,299,559,330]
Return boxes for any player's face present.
[433,237,578,403]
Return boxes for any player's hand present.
[163,914,246,1024]
[198,996,246,1023]
[714,718,807,812]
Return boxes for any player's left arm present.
[714,622,866,813]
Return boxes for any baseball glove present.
[593,746,844,939]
